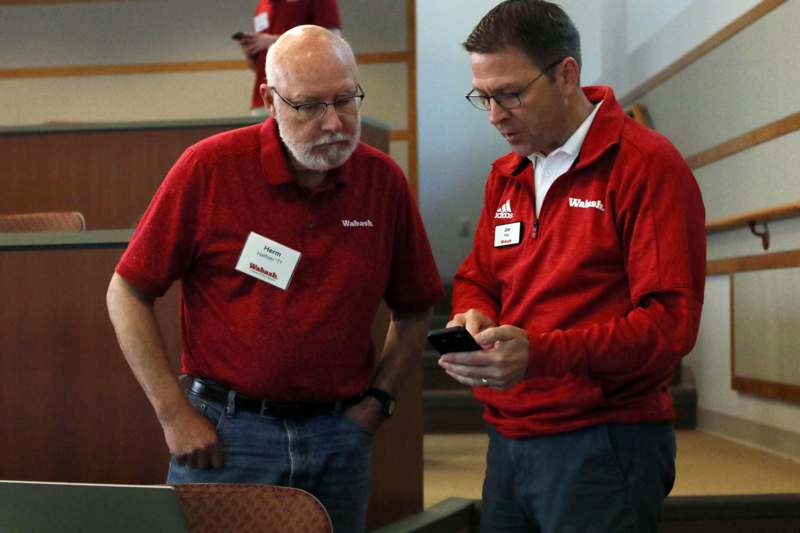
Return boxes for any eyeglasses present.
[465,58,564,112]
[271,85,365,122]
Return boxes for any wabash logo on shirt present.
[249,263,277,280]
[568,197,605,212]
[494,199,514,219]
[342,219,374,227]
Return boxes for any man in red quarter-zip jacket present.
[438,2,706,532]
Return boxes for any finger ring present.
[480,378,489,385]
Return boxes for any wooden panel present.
[367,303,423,529]
[0,115,413,527]
[711,250,800,404]
[0,246,181,483]
[732,268,800,393]
[0,126,230,229]
[620,0,787,106]
[0,119,390,230]
[0,243,422,528]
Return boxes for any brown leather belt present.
[189,377,357,419]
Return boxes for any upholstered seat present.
[0,211,86,232]
[173,483,332,533]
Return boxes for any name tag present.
[494,222,522,247]
[235,232,301,290]
[254,12,269,32]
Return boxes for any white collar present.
[529,100,602,162]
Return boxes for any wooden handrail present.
[687,111,800,170]
[706,201,800,234]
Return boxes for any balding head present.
[266,25,358,92]
[259,25,362,177]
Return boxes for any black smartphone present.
[232,31,246,41]
[427,326,482,354]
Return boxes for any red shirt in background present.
[250,0,342,109]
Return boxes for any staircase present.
[423,281,697,433]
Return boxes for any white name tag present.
[494,222,522,247]
[254,12,269,32]
[235,232,301,290]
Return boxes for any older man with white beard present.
[106,26,442,533]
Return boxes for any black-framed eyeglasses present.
[465,57,565,112]
[271,85,365,122]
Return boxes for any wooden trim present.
[707,249,800,275]
[687,111,800,170]
[0,51,411,79]
[406,0,418,198]
[358,51,411,65]
[0,0,130,4]
[732,376,800,404]
[390,130,412,142]
[0,60,248,79]
[706,200,800,234]
[620,0,787,106]
[725,253,800,405]
[729,273,736,394]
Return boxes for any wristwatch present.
[363,387,396,417]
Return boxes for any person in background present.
[439,1,706,531]
[107,26,441,533]
[237,0,342,115]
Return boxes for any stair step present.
[429,314,450,331]
[432,281,453,315]
[423,390,485,433]
[423,350,468,391]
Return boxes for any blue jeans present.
[167,391,373,533]
[481,422,676,533]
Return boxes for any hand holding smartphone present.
[427,326,482,354]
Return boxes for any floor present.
[423,430,800,508]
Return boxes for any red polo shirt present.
[250,0,342,109]
[116,119,442,401]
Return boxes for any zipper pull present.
[533,219,540,239]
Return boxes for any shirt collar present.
[495,86,626,178]
[529,99,602,163]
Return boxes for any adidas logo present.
[568,197,605,212]
[494,199,514,219]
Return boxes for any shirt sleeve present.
[115,148,206,298]
[311,0,342,29]
[382,168,444,314]
[526,144,706,386]
[451,175,503,325]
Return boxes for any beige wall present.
[638,0,800,459]
[0,0,410,171]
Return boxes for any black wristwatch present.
[363,387,396,417]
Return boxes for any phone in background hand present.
[232,31,246,41]
[427,326,482,355]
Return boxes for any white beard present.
[275,107,361,172]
